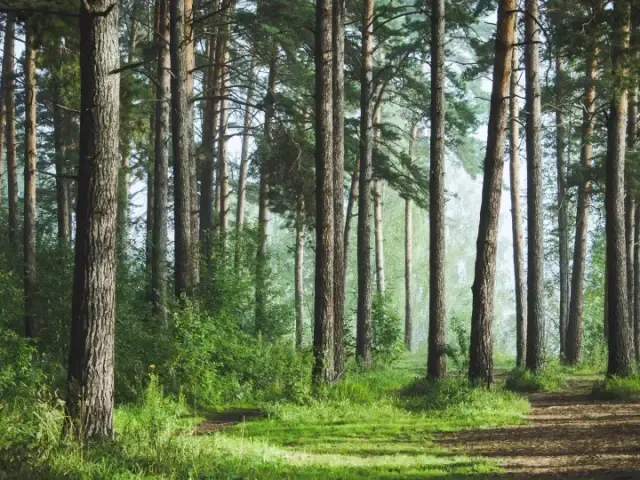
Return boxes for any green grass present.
[592,375,640,401]
[0,354,530,479]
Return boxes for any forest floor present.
[439,374,640,479]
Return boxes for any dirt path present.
[440,380,640,479]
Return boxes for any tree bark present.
[171,0,193,298]
[333,0,346,380]
[151,0,170,326]
[509,39,527,368]
[236,57,256,231]
[555,53,569,360]
[344,164,359,268]
[373,108,385,295]
[54,96,71,246]
[24,22,37,339]
[313,0,335,385]
[625,84,637,358]
[218,39,230,241]
[4,15,17,249]
[295,197,305,349]
[428,0,447,380]
[634,199,640,362]
[0,21,6,212]
[566,43,598,365]
[524,0,544,373]
[356,0,374,367]
[469,0,515,387]
[65,0,120,440]
[606,0,634,377]
[405,123,417,351]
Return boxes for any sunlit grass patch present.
[592,375,640,401]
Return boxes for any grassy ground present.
[1,353,530,479]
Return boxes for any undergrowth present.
[592,375,640,401]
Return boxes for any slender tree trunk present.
[509,39,527,368]
[295,197,305,349]
[199,35,215,265]
[469,0,515,387]
[0,21,6,211]
[524,0,544,373]
[606,0,633,377]
[405,123,417,351]
[255,57,277,333]
[24,23,37,339]
[428,0,447,380]
[313,0,335,384]
[151,0,170,325]
[146,142,154,270]
[625,84,637,358]
[634,200,640,362]
[171,0,193,298]
[344,164,359,267]
[566,44,598,365]
[333,0,346,380]
[4,15,17,248]
[555,53,569,360]
[65,0,120,440]
[54,97,71,246]
[356,0,374,367]
[218,46,230,241]
[236,58,256,231]
[372,108,385,295]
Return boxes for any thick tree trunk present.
[65,0,120,440]
[4,15,17,248]
[295,197,305,349]
[606,0,633,377]
[509,40,527,368]
[405,123,417,351]
[333,0,346,380]
[356,0,374,367]
[555,54,569,359]
[428,0,447,380]
[171,0,193,298]
[469,0,515,387]
[566,44,598,365]
[151,0,170,325]
[54,97,71,246]
[236,58,256,231]
[313,0,335,384]
[524,0,544,373]
[24,23,37,339]
[255,57,277,333]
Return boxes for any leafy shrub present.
[447,314,470,371]
[505,365,566,392]
[371,293,404,364]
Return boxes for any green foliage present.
[592,376,640,401]
[505,365,567,393]
[447,314,470,371]
[371,293,404,364]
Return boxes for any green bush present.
[371,293,404,364]
[505,365,566,392]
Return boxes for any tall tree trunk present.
[171,0,193,298]
[313,0,335,385]
[428,0,447,380]
[405,123,417,351]
[218,48,229,240]
[469,0,515,387]
[344,164,359,267]
[566,43,598,365]
[54,97,71,246]
[634,200,640,362]
[356,0,373,367]
[151,0,170,325]
[295,197,305,349]
[0,21,6,211]
[4,15,17,248]
[236,58,256,231]
[509,40,527,368]
[333,0,346,380]
[373,108,385,295]
[24,23,37,339]
[65,0,120,440]
[555,53,569,360]
[255,56,277,333]
[606,0,633,377]
[625,84,637,358]
[524,0,544,373]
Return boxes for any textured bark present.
[65,0,120,441]
[372,108,385,295]
[344,164,359,267]
[146,130,154,272]
[566,44,598,365]
[54,97,71,246]
[405,123,417,351]
[0,21,6,211]
[4,15,17,248]
[606,0,633,377]
[151,0,170,326]
[509,41,527,368]
[218,44,230,240]
[333,0,346,380]
[314,0,335,384]
[428,0,447,380]
[255,57,277,333]
[171,0,193,298]
[356,0,373,367]
[635,200,640,362]
[236,58,256,231]
[469,0,515,387]
[524,0,544,373]
[625,85,637,355]
[295,198,305,350]
[24,23,37,339]
[555,54,569,359]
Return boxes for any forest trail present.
[440,377,640,479]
